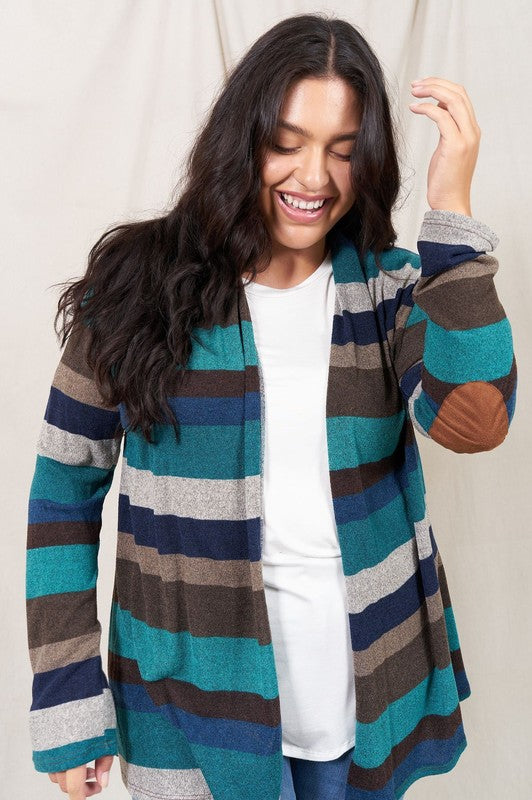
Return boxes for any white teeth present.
[281,192,326,210]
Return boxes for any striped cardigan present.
[26,209,517,800]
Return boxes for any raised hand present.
[409,76,481,216]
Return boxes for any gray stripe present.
[37,419,121,469]
[119,754,213,800]
[345,536,418,613]
[29,688,117,750]
[120,459,261,520]
[418,209,499,251]
[345,509,433,614]
[407,378,432,438]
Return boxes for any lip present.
[274,190,333,223]
[277,189,332,201]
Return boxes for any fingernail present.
[411,78,423,84]
[101,771,109,788]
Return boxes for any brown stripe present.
[59,324,95,382]
[413,255,505,329]
[355,596,451,723]
[27,588,98,649]
[53,360,118,411]
[436,550,469,681]
[330,338,395,371]
[116,530,263,590]
[330,422,413,498]
[29,631,102,674]
[108,651,281,729]
[347,704,464,791]
[392,317,426,382]
[167,365,257,397]
[326,364,403,418]
[355,584,444,678]
[115,557,272,646]
[27,520,101,549]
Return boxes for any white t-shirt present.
[241,249,356,761]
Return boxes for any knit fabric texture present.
[26,209,518,800]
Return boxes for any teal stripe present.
[329,233,365,283]
[26,543,98,599]
[354,662,460,769]
[191,742,282,800]
[337,475,426,574]
[423,317,514,383]
[444,605,460,652]
[111,602,279,698]
[114,705,200,768]
[405,303,429,329]
[327,410,405,471]
[187,322,248,370]
[124,418,259,479]
[30,455,115,504]
[413,390,438,435]
[363,246,421,280]
[32,729,117,773]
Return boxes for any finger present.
[84,778,103,796]
[409,102,461,140]
[411,77,478,130]
[66,766,87,800]
[94,753,114,789]
[410,83,475,136]
[84,765,104,795]
[67,787,86,800]
[411,77,479,128]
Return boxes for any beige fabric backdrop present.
[2,1,530,797]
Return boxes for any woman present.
[25,12,517,800]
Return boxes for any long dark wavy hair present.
[52,11,407,445]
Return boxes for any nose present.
[294,147,330,192]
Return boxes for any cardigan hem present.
[395,732,467,799]
[122,734,467,800]
[126,781,213,800]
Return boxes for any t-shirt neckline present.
[241,249,331,295]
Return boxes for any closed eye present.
[272,145,352,161]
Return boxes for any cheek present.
[261,155,290,188]
[335,167,355,199]
[336,183,355,212]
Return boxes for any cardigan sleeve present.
[391,209,517,453]
[25,320,123,773]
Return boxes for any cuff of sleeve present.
[29,686,118,773]
[418,209,499,252]
[32,728,118,773]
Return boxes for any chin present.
[271,226,330,250]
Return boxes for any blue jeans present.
[132,748,406,800]
[280,745,406,799]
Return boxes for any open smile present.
[274,191,333,223]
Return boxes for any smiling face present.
[258,76,362,258]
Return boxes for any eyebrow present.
[277,119,360,142]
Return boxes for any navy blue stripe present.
[118,493,261,561]
[30,655,108,709]
[349,554,438,652]
[417,240,485,277]
[45,386,120,440]
[333,456,411,525]
[28,496,105,525]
